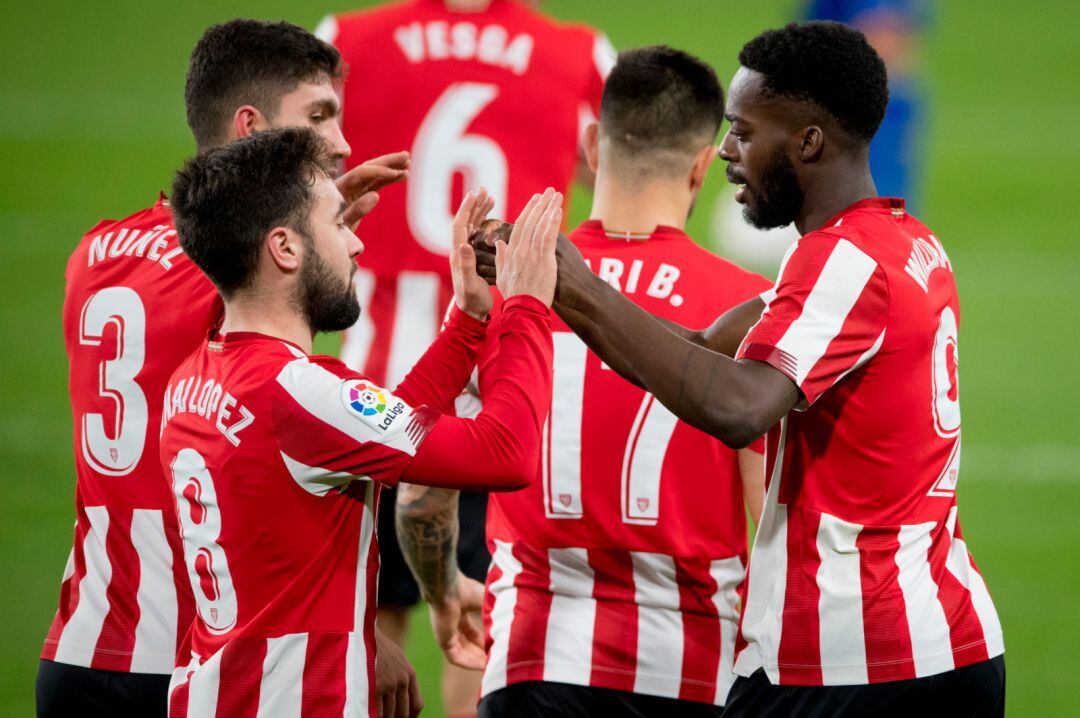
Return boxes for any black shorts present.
[722,655,1006,718]
[478,680,724,718]
[36,659,170,718]
[377,487,491,608]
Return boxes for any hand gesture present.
[335,151,410,228]
[450,189,497,319]
[495,188,563,306]
[373,626,423,718]
[429,574,487,670]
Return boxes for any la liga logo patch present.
[347,382,388,417]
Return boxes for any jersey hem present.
[40,640,175,675]
[735,632,1005,686]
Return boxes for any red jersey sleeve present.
[736,232,889,407]
[394,303,488,414]
[270,355,427,493]
[402,295,553,491]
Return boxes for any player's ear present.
[689,144,718,191]
[583,122,601,173]
[233,105,268,141]
[265,226,302,274]
[797,125,825,163]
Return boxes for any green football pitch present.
[1,1,1077,715]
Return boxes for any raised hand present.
[335,150,410,228]
[450,188,497,319]
[429,574,487,670]
[495,188,563,306]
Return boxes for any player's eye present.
[310,114,324,123]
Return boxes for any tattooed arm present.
[395,483,486,669]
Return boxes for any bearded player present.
[39,20,412,717]
[315,3,614,712]
[161,127,560,718]
[535,21,1004,717]
[396,46,770,717]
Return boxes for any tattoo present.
[395,483,461,604]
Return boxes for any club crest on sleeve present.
[341,380,410,432]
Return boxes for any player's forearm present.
[402,296,552,490]
[395,305,488,415]
[395,483,462,605]
[569,273,781,448]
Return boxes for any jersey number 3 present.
[79,287,148,476]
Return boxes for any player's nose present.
[718,131,738,162]
[327,121,351,161]
[348,230,364,258]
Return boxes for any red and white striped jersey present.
[477,221,771,705]
[160,299,553,717]
[44,196,219,673]
[734,197,1004,686]
[317,0,613,386]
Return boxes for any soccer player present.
[396,46,770,717]
[526,21,1006,717]
[160,127,559,717]
[39,20,410,717]
[316,3,614,711]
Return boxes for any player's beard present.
[295,235,361,334]
[742,146,804,230]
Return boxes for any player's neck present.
[219,295,314,354]
[589,171,689,235]
[795,162,878,235]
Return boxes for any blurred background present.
[1,1,1077,715]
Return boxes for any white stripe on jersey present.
[815,513,868,684]
[54,505,111,667]
[314,14,338,44]
[344,481,376,718]
[340,269,377,372]
[631,552,683,698]
[280,451,366,496]
[386,272,441,389]
[187,647,224,717]
[895,522,954,677]
[546,333,587,518]
[482,540,523,696]
[735,418,789,682]
[709,556,744,705]
[130,509,178,673]
[621,397,678,525]
[275,357,418,457]
[944,508,1005,657]
[775,239,878,386]
[542,548,596,685]
[258,634,307,718]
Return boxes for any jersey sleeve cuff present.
[446,302,490,337]
[501,294,550,318]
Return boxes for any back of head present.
[738,21,888,144]
[171,128,333,299]
[599,45,725,176]
[185,19,341,150]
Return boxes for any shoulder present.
[319,0,413,45]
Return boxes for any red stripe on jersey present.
[92,509,137,671]
[856,528,916,682]
[215,639,268,717]
[169,519,197,660]
[170,669,192,718]
[777,508,823,684]
[42,522,86,661]
[302,633,348,717]
[929,531,990,668]
[505,546,550,686]
[586,550,637,692]
[676,558,721,704]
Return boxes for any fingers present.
[395,683,409,718]
[408,672,423,718]
[452,191,478,250]
[508,192,543,248]
[446,639,487,671]
[343,191,380,228]
[365,150,410,172]
[532,193,563,256]
[381,686,396,718]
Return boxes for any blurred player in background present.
[162,128,561,718]
[545,21,1005,717]
[397,46,768,717]
[38,20,409,717]
[316,2,614,713]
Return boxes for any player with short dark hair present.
[505,21,1005,717]
[160,127,560,718]
[399,45,770,717]
[38,19,410,718]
